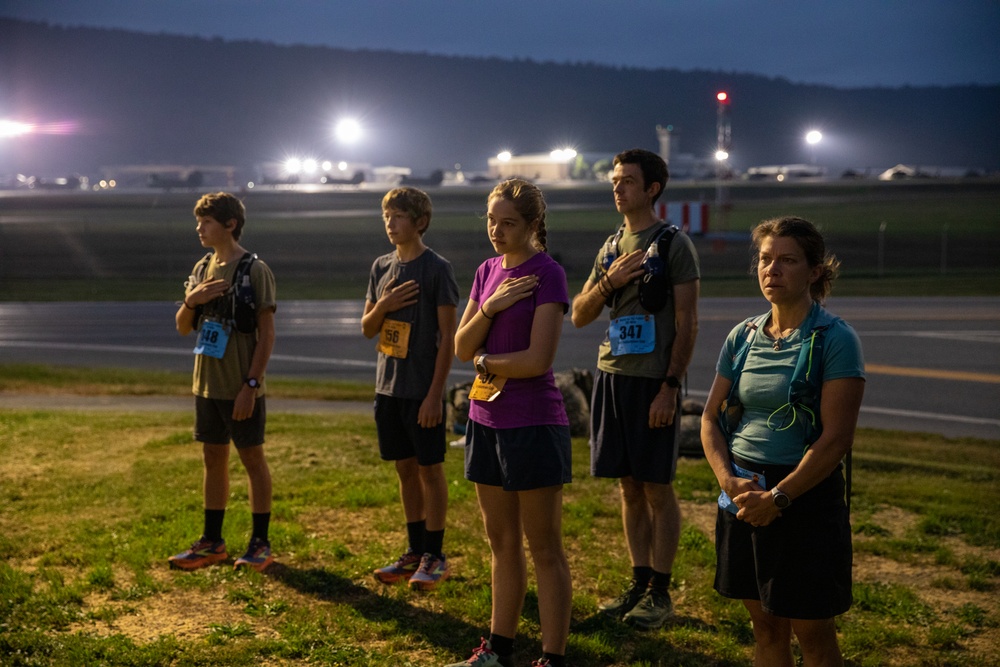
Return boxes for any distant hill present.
[1,18,997,179]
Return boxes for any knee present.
[793,619,840,659]
[484,525,523,557]
[527,540,567,571]
[417,463,445,486]
[395,458,419,482]
[203,446,229,471]
[619,478,646,505]
[644,485,677,513]
[238,447,270,475]
[752,615,792,648]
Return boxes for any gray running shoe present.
[443,637,507,666]
[623,588,674,629]
[597,580,646,619]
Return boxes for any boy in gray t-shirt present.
[361,187,459,591]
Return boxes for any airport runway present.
[1,297,998,440]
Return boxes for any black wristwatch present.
[771,487,791,509]
[664,375,681,389]
[245,377,260,389]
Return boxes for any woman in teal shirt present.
[701,217,865,667]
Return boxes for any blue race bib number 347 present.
[609,314,655,355]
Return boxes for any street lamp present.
[334,118,362,144]
[805,130,823,164]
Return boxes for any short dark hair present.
[194,192,246,240]
[613,148,669,204]
[381,187,433,235]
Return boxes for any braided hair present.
[488,179,548,252]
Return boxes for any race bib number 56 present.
[376,320,411,358]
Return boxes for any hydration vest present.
[717,303,853,507]
[601,222,678,313]
[718,303,840,446]
[191,252,258,334]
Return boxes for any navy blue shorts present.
[374,394,447,466]
[589,370,679,484]
[195,395,266,448]
[465,420,572,491]
[714,463,853,619]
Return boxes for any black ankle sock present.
[650,569,671,594]
[425,528,445,557]
[251,512,270,543]
[406,520,426,554]
[204,509,225,542]
[488,633,515,660]
[543,652,566,667]
[632,565,653,588]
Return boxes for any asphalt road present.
[1,297,998,440]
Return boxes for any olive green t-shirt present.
[187,254,277,399]
[586,223,700,379]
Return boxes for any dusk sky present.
[3,0,998,89]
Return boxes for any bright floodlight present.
[715,149,729,161]
[497,151,512,162]
[806,130,823,145]
[302,158,318,174]
[550,148,577,161]
[335,118,363,144]
[284,158,302,174]
[0,119,33,138]
[321,160,333,171]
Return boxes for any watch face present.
[247,378,259,388]
[774,492,790,509]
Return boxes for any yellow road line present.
[865,363,1000,384]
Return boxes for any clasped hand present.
[732,485,782,527]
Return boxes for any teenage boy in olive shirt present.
[169,191,277,573]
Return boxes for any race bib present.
[717,462,766,515]
[376,319,411,359]
[468,373,507,402]
[609,314,655,355]
[193,318,230,359]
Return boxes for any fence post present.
[941,223,948,275]
[877,221,887,278]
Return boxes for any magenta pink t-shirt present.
[468,252,570,429]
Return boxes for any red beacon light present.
[716,91,730,104]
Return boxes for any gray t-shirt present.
[586,223,700,378]
[366,248,459,400]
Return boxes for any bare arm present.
[700,373,764,500]
[647,278,699,427]
[417,304,457,428]
[477,301,564,379]
[360,278,419,339]
[233,306,276,421]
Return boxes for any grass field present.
[1,367,998,666]
[1,180,997,301]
